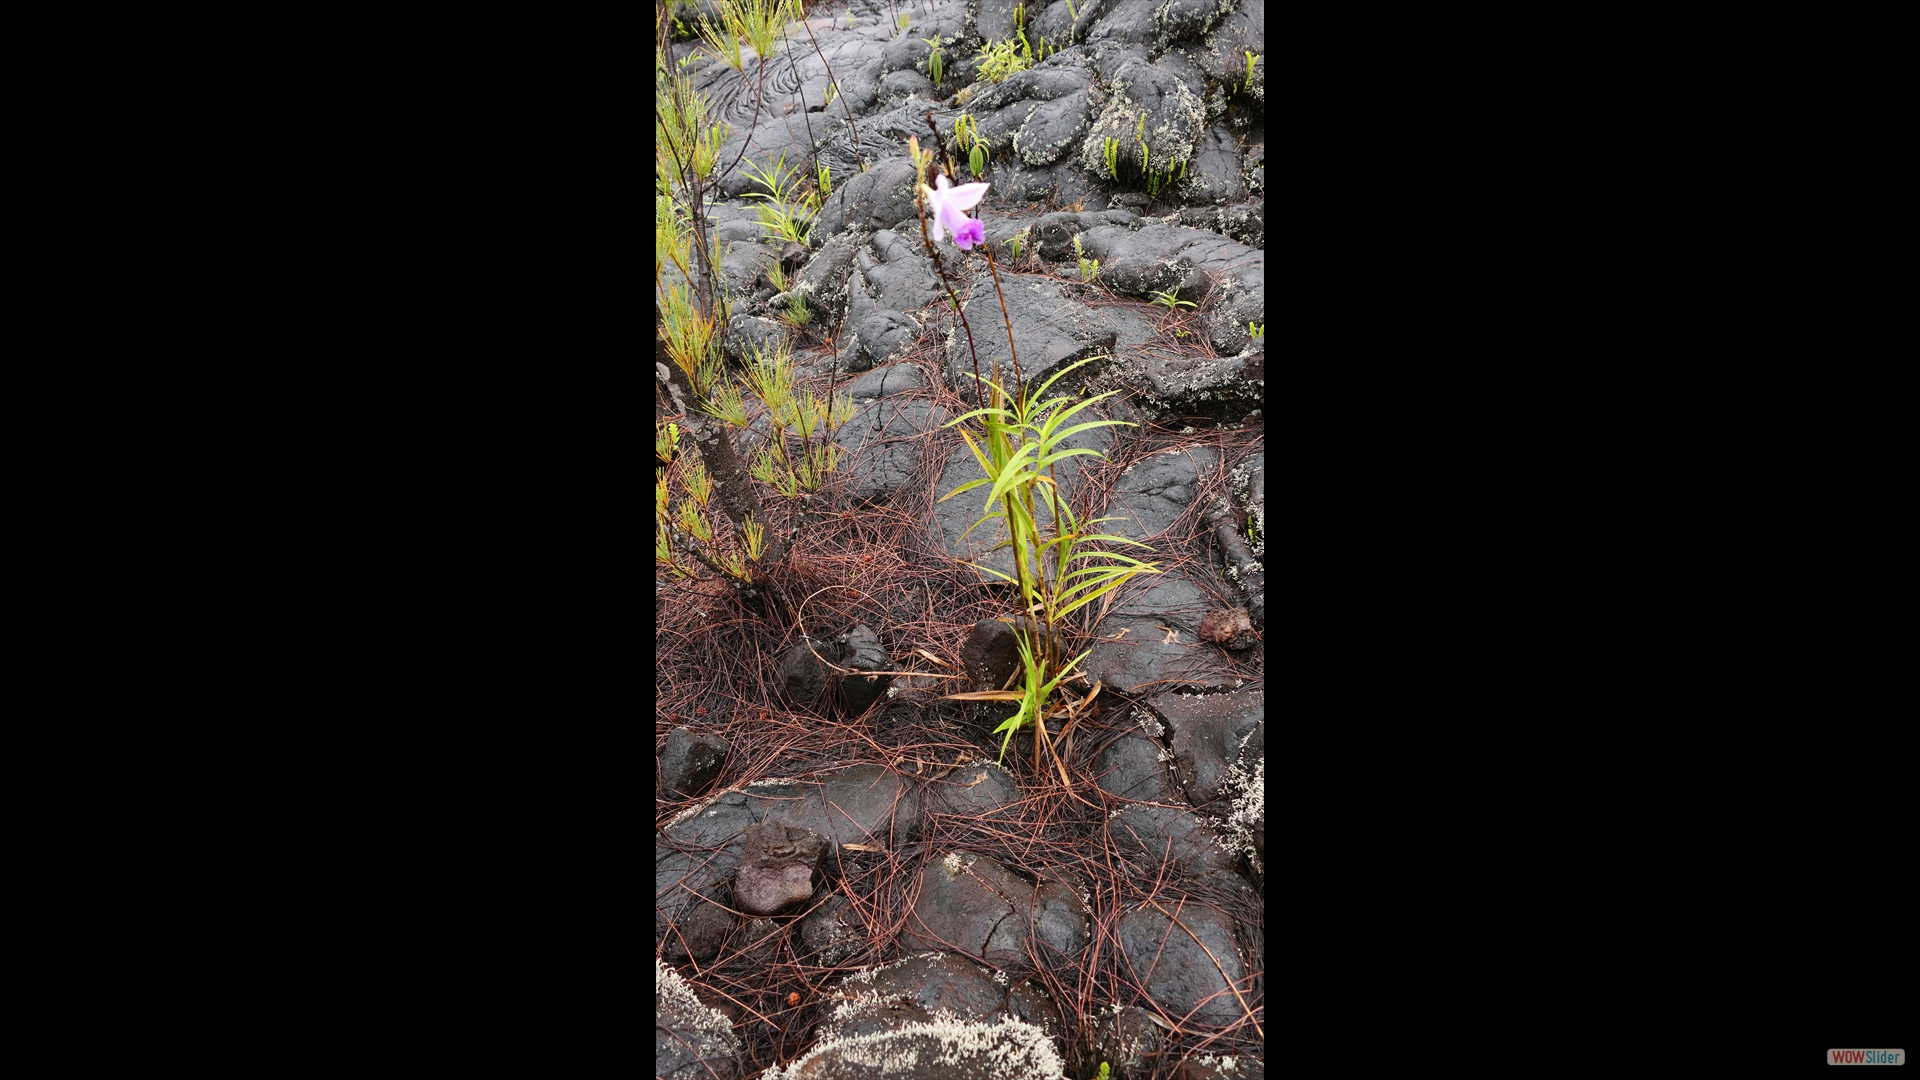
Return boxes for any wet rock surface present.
[904,850,1091,964]
[1091,728,1183,804]
[1114,900,1249,1027]
[797,893,865,967]
[922,760,1021,819]
[1145,687,1263,811]
[942,271,1118,399]
[842,361,930,402]
[1081,616,1239,694]
[1103,445,1220,542]
[777,636,842,703]
[847,309,922,370]
[828,951,1064,1046]
[1106,802,1233,875]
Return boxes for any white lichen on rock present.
[1217,741,1264,877]
[655,957,739,1058]
[765,1015,1065,1079]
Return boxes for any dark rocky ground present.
[658,2,1264,1077]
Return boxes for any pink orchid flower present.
[922,173,990,250]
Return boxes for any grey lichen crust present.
[655,958,740,1057]
[1077,61,1207,178]
[766,1015,1066,1079]
[1218,741,1263,877]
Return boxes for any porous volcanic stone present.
[660,726,730,798]
[1194,0,1266,98]
[735,820,828,916]
[1199,607,1256,650]
[1154,0,1233,42]
[1078,55,1206,178]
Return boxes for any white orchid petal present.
[943,182,990,211]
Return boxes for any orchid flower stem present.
[984,244,1021,406]
[911,176,984,413]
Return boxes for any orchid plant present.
[905,126,1157,788]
